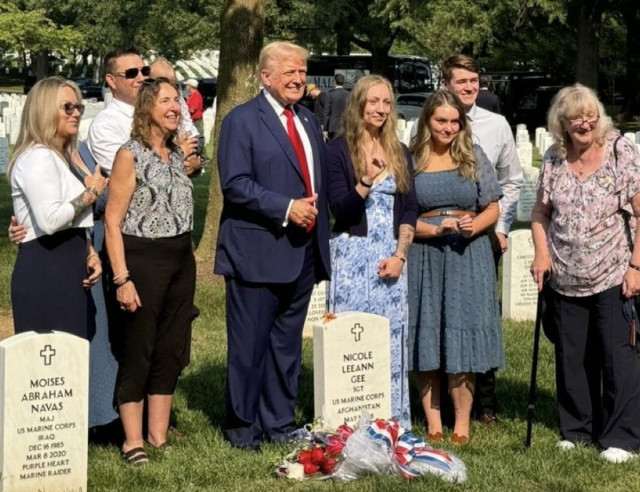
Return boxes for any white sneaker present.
[556,440,576,451]
[600,447,635,464]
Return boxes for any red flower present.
[337,424,354,440]
[297,450,312,464]
[320,457,338,475]
[303,463,319,475]
[310,446,324,465]
[326,436,345,456]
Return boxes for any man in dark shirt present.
[323,73,349,139]
[475,75,501,114]
[306,83,327,130]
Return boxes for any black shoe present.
[191,305,200,322]
[478,413,498,426]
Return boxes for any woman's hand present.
[378,256,404,279]
[116,281,142,313]
[530,255,552,292]
[363,140,387,183]
[436,217,459,236]
[176,132,198,158]
[84,165,109,197]
[458,214,474,238]
[83,252,102,288]
[622,267,640,298]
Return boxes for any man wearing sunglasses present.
[87,47,150,175]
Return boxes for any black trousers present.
[471,227,502,418]
[114,233,196,404]
[546,285,640,450]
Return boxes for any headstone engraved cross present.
[351,323,364,342]
[0,331,89,492]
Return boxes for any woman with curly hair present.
[326,74,418,428]
[105,77,195,465]
[408,90,503,444]
[530,84,640,463]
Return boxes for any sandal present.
[121,447,149,466]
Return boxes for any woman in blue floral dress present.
[326,75,418,429]
[408,90,503,444]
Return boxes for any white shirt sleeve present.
[15,150,76,235]
[179,98,199,137]
[494,120,522,235]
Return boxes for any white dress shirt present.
[86,98,134,174]
[263,90,316,224]
[11,145,93,242]
[467,104,522,235]
[179,98,199,138]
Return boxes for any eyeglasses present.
[568,115,599,128]
[113,66,151,79]
[60,103,85,116]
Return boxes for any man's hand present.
[496,232,508,253]
[8,216,27,245]
[288,195,318,228]
[184,154,203,176]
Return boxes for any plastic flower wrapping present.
[274,413,467,483]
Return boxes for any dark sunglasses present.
[60,103,85,116]
[114,66,151,79]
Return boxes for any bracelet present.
[394,255,406,263]
[113,271,129,282]
[87,252,99,262]
[360,177,372,188]
[114,275,131,287]
[86,186,99,197]
[629,261,640,272]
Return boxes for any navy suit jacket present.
[323,87,349,134]
[214,92,331,284]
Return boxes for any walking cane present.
[525,287,545,448]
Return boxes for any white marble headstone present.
[313,312,391,428]
[502,229,538,321]
[0,137,9,174]
[624,132,635,143]
[0,331,89,492]
[517,141,533,168]
[516,166,540,221]
[302,281,328,338]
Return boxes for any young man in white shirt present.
[441,54,523,426]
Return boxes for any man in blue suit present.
[215,41,331,451]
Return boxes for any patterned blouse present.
[537,132,640,296]
[120,139,193,239]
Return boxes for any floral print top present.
[120,139,193,239]
[537,132,640,296]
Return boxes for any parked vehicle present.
[72,77,104,101]
[395,92,431,121]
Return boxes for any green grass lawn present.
[2,153,640,491]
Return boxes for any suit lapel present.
[257,93,303,181]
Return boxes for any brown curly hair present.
[130,78,181,149]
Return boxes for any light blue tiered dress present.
[329,175,411,429]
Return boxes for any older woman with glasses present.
[8,76,107,339]
[531,83,640,463]
[105,77,195,465]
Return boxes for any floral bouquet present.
[274,419,354,481]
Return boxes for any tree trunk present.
[575,2,600,90]
[193,0,264,279]
[35,50,49,80]
[336,15,351,55]
[625,4,640,115]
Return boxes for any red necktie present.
[284,107,315,232]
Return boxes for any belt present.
[419,210,477,218]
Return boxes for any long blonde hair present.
[547,83,613,158]
[8,76,82,177]
[410,90,475,180]
[340,75,410,194]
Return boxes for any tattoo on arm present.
[396,224,415,258]
[69,191,89,219]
